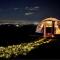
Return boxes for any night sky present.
[0,0,60,22]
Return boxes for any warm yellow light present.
[45,21,52,27]
[0,38,52,58]
[56,28,60,34]
[55,25,58,28]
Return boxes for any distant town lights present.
[16,24,19,27]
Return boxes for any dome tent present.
[36,17,60,37]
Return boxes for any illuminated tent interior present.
[36,17,60,37]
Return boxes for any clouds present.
[0,6,40,21]
[25,12,34,15]
[25,6,39,11]
[0,6,40,16]
[34,6,39,9]
[0,8,20,12]
[25,6,39,15]
[13,8,19,11]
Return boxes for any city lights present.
[16,24,19,27]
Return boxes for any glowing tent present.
[36,17,60,37]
